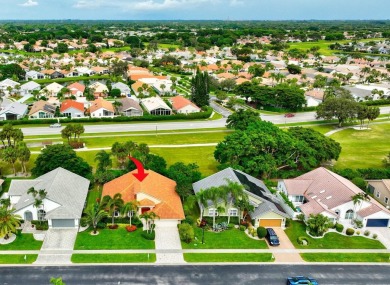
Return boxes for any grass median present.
[0,254,38,264]
[184,253,273,262]
[71,253,156,263]
[301,253,390,262]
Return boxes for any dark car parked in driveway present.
[266,228,280,246]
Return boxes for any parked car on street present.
[284,113,295,117]
[287,276,319,285]
[49,123,61,128]
[266,228,280,246]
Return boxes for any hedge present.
[0,107,213,126]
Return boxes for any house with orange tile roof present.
[67,82,85,97]
[102,169,185,223]
[89,82,109,98]
[89,98,114,118]
[169,96,200,114]
[278,167,390,227]
[60,100,85,118]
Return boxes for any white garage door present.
[51,219,75,228]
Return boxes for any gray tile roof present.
[192,167,288,218]
[0,102,28,116]
[118,98,143,112]
[9,167,90,219]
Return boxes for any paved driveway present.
[34,228,78,265]
[154,221,185,264]
[368,227,390,249]
[269,228,303,263]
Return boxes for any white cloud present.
[230,0,244,6]
[73,0,214,11]
[19,0,38,7]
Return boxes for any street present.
[0,264,390,285]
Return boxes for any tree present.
[94,150,112,172]
[234,195,254,224]
[61,125,73,143]
[16,142,31,174]
[366,106,380,127]
[248,64,265,77]
[356,104,369,129]
[111,142,128,169]
[220,79,236,92]
[101,194,124,226]
[306,214,331,237]
[112,101,123,115]
[204,186,226,230]
[84,205,108,234]
[73,124,85,142]
[111,61,128,78]
[191,69,209,107]
[0,124,24,148]
[316,88,359,127]
[178,223,195,243]
[93,171,115,189]
[226,109,261,130]
[287,64,302,74]
[32,144,92,179]
[110,88,121,98]
[351,192,370,222]
[0,206,21,240]
[2,147,18,175]
[220,180,245,224]
[56,43,69,54]
[121,201,139,226]
[139,211,159,233]
[167,162,201,201]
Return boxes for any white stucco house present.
[8,167,90,229]
[278,167,390,227]
[169,96,201,114]
[112,82,131,96]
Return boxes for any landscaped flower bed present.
[125,225,137,232]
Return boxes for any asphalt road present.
[0,264,390,285]
[18,106,390,136]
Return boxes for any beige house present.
[367,180,390,208]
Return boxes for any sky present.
[1,0,389,20]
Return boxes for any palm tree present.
[112,101,123,115]
[100,194,124,226]
[84,206,108,234]
[351,192,371,223]
[139,211,159,233]
[121,201,139,226]
[94,150,112,172]
[186,189,208,221]
[2,147,18,175]
[111,142,128,169]
[0,206,22,240]
[235,196,254,225]
[204,186,226,230]
[124,140,138,157]
[221,180,245,225]
[16,142,31,175]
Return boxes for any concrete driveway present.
[34,228,78,265]
[154,221,185,264]
[269,228,303,263]
[368,227,390,249]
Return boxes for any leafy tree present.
[167,162,201,201]
[16,142,31,174]
[93,171,115,189]
[111,61,128,78]
[32,144,92,178]
[178,223,195,243]
[191,69,209,107]
[220,78,236,92]
[84,205,108,234]
[73,124,85,141]
[0,206,21,240]
[101,194,124,226]
[2,147,18,175]
[287,64,302,74]
[110,88,121,98]
[306,214,331,237]
[61,125,73,143]
[94,150,112,172]
[111,142,128,169]
[366,106,380,127]
[248,64,265,77]
[56,43,69,53]
[356,104,369,129]
[226,109,261,130]
[0,64,25,81]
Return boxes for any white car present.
[49,123,61,128]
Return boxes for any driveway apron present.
[154,221,185,264]
[270,228,303,263]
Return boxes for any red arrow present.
[129,157,149,182]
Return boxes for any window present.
[37,209,46,221]
[345,209,354,219]
[228,209,238,216]
[208,209,218,217]
[127,210,136,217]
[293,196,304,203]
[376,191,380,198]
[114,210,120,217]
[335,209,340,216]
[385,197,389,204]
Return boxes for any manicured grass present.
[330,123,390,169]
[0,231,43,250]
[301,253,390,262]
[285,221,385,249]
[184,253,273,262]
[181,227,268,249]
[74,226,155,250]
[71,253,156,263]
[0,254,38,264]
[85,186,103,209]
[305,124,336,134]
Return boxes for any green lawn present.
[0,231,43,250]
[0,254,38,264]
[71,253,156,263]
[181,227,268,249]
[285,221,385,249]
[74,226,155,250]
[85,186,103,209]
[330,123,390,169]
[305,124,336,134]
[184,253,273,262]
[301,253,390,262]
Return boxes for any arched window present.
[37,209,46,221]
[335,209,340,216]
[345,209,354,219]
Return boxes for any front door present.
[24,211,33,221]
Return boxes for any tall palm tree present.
[0,206,22,240]
[16,142,31,175]
[139,211,159,233]
[204,187,226,230]
[84,206,108,234]
[186,189,208,221]
[221,180,245,225]
[112,101,123,115]
[100,194,124,226]
[121,201,139,226]
[235,196,254,225]
[94,150,112,172]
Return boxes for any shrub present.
[178,223,195,243]
[356,231,361,235]
[346,228,355,236]
[141,230,155,240]
[125,225,137,232]
[239,225,246,231]
[354,220,363,228]
[364,230,370,236]
[96,221,106,229]
[240,220,249,228]
[335,223,344,233]
[297,236,309,245]
[296,213,305,222]
[80,217,89,227]
[31,220,49,231]
[373,234,378,239]
[182,216,194,225]
[257,226,267,238]
[69,141,84,149]
[285,218,292,228]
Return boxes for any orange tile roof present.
[60,100,84,113]
[67,82,85,93]
[102,170,184,219]
[130,74,167,81]
[170,96,200,111]
[138,199,155,207]
[90,98,114,113]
